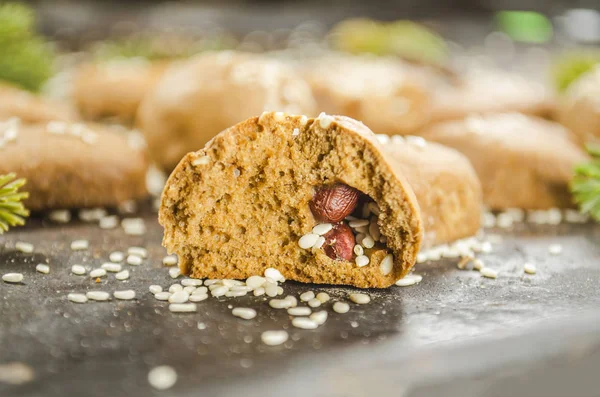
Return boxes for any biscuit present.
[0,120,148,211]
[377,135,482,246]
[159,112,422,288]
[0,82,76,123]
[138,51,317,171]
[418,113,588,209]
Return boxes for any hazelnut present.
[309,184,359,223]
[323,223,355,261]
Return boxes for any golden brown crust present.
[0,122,149,211]
[159,112,422,288]
[418,114,588,210]
[0,83,77,123]
[379,136,482,247]
[138,51,317,171]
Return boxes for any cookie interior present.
[160,112,422,288]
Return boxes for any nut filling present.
[299,183,394,275]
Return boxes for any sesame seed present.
[353,245,364,256]
[193,287,208,295]
[169,303,197,313]
[232,307,257,320]
[67,293,87,303]
[362,236,375,249]
[122,218,146,235]
[226,290,248,297]
[168,291,189,303]
[149,285,162,294]
[36,264,50,274]
[204,279,220,286]
[548,244,563,255]
[299,115,308,126]
[246,275,266,289]
[355,255,370,268]
[473,259,484,271]
[154,292,171,301]
[288,307,311,316]
[349,219,369,228]
[269,299,293,309]
[127,255,143,266]
[89,269,106,278]
[300,291,315,302]
[480,241,493,253]
[15,242,34,253]
[395,274,423,287]
[181,278,203,287]
[162,255,178,266]
[168,284,183,293]
[307,298,322,308]
[292,317,318,329]
[480,267,498,279]
[457,256,473,270]
[115,270,129,280]
[109,251,125,263]
[71,240,89,251]
[71,265,86,275]
[254,287,265,296]
[333,302,350,314]
[310,311,328,325]
[48,210,71,223]
[318,113,333,129]
[284,295,298,307]
[264,268,284,282]
[274,112,286,122]
[183,286,196,294]
[128,247,148,258]
[380,254,393,275]
[312,236,326,249]
[101,263,122,273]
[148,366,177,390]
[261,330,288,346]
[265,283,278,297]
[86,291,110,301]
[79,208,106,222]
[312,223,333,235]
[2,273,23,283]
[99,215,119,229]
[524,263,536,274]
[189,294,208,302]
[349,293,371,304]
[114,290,136,300]
[211,286,228,297]
[299,233,319,249]
[316,292,330,303]
[192,156,210,166]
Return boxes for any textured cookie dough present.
[0,121,148,211]
[377,135,482,247]
[430,69,556,123]
[138,51,317,171]
[302,55,431,135]
[73,60,168,123]
[0,82,77,123]
[557,65,600,147]
[160,112,422,288]
[419,113,588,210]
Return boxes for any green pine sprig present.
[0,173,29,234]
[571,144,600,221]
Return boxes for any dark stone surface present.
[0,208,599,396]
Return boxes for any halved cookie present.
[377,135,482,247]
[419,113,588,209]
[159,112,422,288]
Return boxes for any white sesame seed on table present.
[310,311,328,325]
[261,330,289,346]
[183,286,196,294]
[15,242,34,253]
[395,274,423,287]
[308,298,322,308]
[211,286,228,297]
[316,292,330,303]
[284,296,298,307]
[349,293,371,304]
[148,366,177,390]
[127,255,143,266]
[457,256,474,270]
[193,287,208,295]
[127,247,148,258]
[168,267,181,279]
[253,287,265,296]
[169,284,183,293]
[179,278,202,287]
[86,291,110,301]
[149,285,163,294]
[169,291,189,304]
[264,283,278,297]
[162,255,178,266]
[524,263,537,275]
[298,233,320,249]
[312,223,333,235]
[189,294,208,302]
[300,291,315,302]
[276,286,284,295]
[79,208,107,222]
[109,251,125,263]
[269,299,292,309]
[99,215,119,229]
[355,255,370,268]
[480,267,498,279]
[333,302,350,314]
[71,265,86,275]
[169,303,197,313]
[101,263,122,273]
[246,275,265,289]
[548,244,563,255]
[115,270,130,280]
[114,290,136,300]
[67,293,88,303]
[473,259,484,271]
[89,269,106,278]
[288,307,311,316]
[35,264,50,274]
[48,210,71,224]
[204,279,219,286]
[292,317,319,330]
[226,290,248,297]
[154,292,171,301]
[2,273,23,283]
[232,307,257,320]
[70,240,89,251]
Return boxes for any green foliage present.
[495,11,553,43]
[551,52,600,93]
[0,173,29,234]
[0,2,55,92]
[571,144,600,222]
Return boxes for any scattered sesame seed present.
[269,299,293,309]
[109,251,125,263]
[265,283,278,297]
[15,242,34,253]
[261,330,288,346]
[246,275,266,289]
[168,267,181,279]
[524,263,537,275]
[548,244,563,255]
[162,255,178,266]
[168,303,197,313]
[307,298,322,308]
[71,265,86,275]
[457,256,473,270]
[181,278,202,287]
[284,295,298,307]
[232,307,257,320]
[480,267,498,279]
[128,247,148,258]
[318,113,333,129]
[122,218,146,235]
[226,290,248,297]
[349,293,371,304]
[211,286,228,297]
[48,210,71,223]
[204,279,219,286]
[355,255,370,268]
[86,291,110,301]
[299,233,319,249]
[353,245,364,256]
[312,236,326,249]
[168,291,189,303]
[395,274,423,287]
[79,208,106,222]
[264,268,284,282]
[310,311,328,325]
[116,270,130,280]
[192,156,210,166]
[89,269,106,278]
[193,287,208,295]
[2,273,23,283]
[480,241,493,253]
[473,259,484,271]
[168,284,183,293]
[67,293,87,303]
[148,366,177,390]
[361,235,375,249]
[380,254,394,275]
[154,292,171,301]
[253,287,265,296]
[101,263,122,273]
[288,307,311,316]
[316,292,330,303]
[126,255,143,266]
[114,290,136,300]
[333,302,350,314]
[312,223,333,235]
[292,317,318,329]
[71,240,89,251]
[99,215,119,229]
[300,291,315,302]
[35,264,50,274]
[149,285,162,294]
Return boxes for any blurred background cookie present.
[0,82,77,123]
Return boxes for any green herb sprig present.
[552,52,600,93]
[571,145,600,221]
[0,173,29,234]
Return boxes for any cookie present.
[302,55,431,135]
[377,135,482,247]
[418,113,588,209]
[73,60,168,123]
[159,112,422,288]
[0,82,77,123]
[138,51,317,171]
[557,65,600,147]
[430,69,556,123]
[0,120,148,211]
